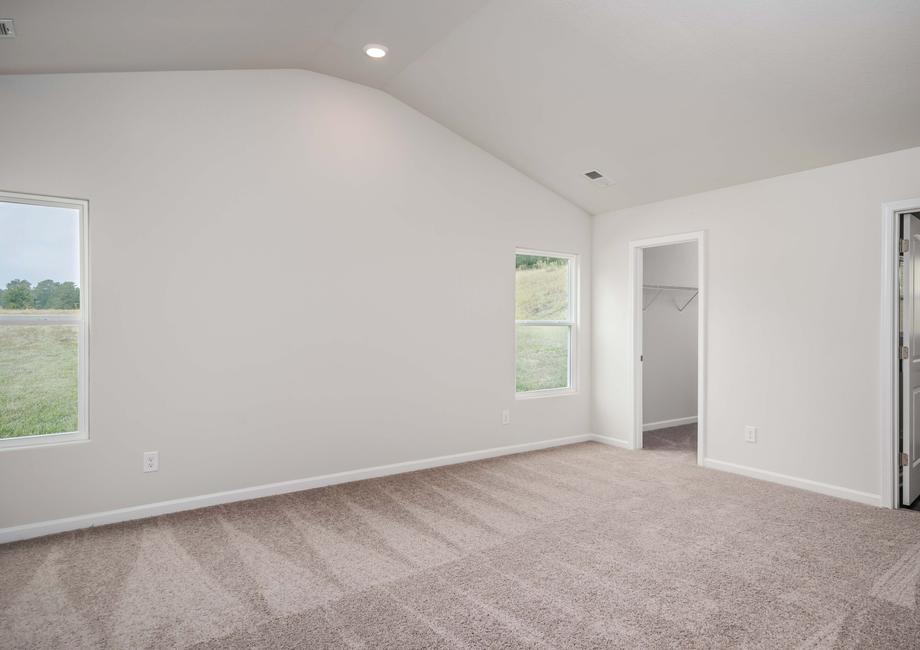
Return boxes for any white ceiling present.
[0,1,490,87]
[2,0,919,214]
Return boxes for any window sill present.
[0,431,89,451]
[516,388,577,400]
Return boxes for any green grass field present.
[0,318,79,438]
[515,262,571,392]
[516,325,569,392]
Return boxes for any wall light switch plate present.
[744,426,757,443]
[501,409,511,425]
[143,451,159,472]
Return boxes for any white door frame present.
[629,231,706,466]
[880,198,920,509]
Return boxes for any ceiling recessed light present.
[364,44,388,59]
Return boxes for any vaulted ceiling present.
[2,0,919,214]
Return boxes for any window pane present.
[515,254,569,320]
[0,325,79,438]
[0,201,81,438]
[516,325,570,392]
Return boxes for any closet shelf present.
[642,284,699,312]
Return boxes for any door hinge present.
[901,239,910,254]
[901,345,910,360]
[902,452,910,467]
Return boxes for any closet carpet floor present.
[642,423,697,452]
[3,431,920,649]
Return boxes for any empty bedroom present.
[1,1,919,648]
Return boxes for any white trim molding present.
[514,248,579,400]
[0,190,90,451]
[628,231,707,466]
[703,457,881,507]
[642,416,697,432]
[590,434,633,449]
[0,434,593,544]
[3,433,888,544]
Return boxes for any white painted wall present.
[0,70,591,530]
[642,243,698,426]
[593,146,920,501]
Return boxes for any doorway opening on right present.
[899,211,920,510]
[641,241,699,460]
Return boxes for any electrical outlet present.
[744,426,757,443]
[501,409,511,425]
[143,451,159,472]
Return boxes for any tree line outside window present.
[0,279,80,309]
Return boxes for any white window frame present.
[514,248,578,399]
[0,191,90,450]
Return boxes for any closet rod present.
[642,284,699,312]
[642,284,698,291]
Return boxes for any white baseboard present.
[7,436,881,544]
[642,416,697,432]
[589,434,633,449]
[0,434,592,544]
[702,457,880,507]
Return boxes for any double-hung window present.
[0,192,88,448]
[515,250,577,397]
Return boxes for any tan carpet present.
[643,423,697,452]
[2,433,920,649]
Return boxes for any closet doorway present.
[630,232,706,465]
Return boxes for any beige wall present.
[0,70,591,529]
[593,146,920,502]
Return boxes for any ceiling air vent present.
[0,19,15,37]
[583,169,614,187]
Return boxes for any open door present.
[901,213,920,506]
